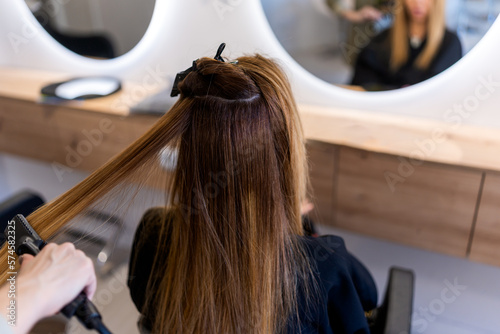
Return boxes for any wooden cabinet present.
[307,141,337,225]
[335,147,482,257]
[0,96,157,172]
[469,173,500,266]
[308,143,486,258]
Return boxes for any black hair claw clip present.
[214,43,226,62]
[170,43,227,97]
[170,60,197,97]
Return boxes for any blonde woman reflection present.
[351,0,462,90]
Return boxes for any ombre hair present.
[1,54,312,333]
[390,0,446,71]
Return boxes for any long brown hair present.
[1,54,311,333]
[390,0,446,71]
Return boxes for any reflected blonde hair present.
[390,0,446,71]
[1,54,312,333]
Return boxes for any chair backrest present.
[369,266,415,334]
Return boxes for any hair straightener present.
[2,214,112,334]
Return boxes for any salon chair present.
[42,26,116,59]
[0,190,126,275]
[34,12,115,59]
[369,267,414,334]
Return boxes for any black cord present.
[75,299,113,334]
[90,318,112,334]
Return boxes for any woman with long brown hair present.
[127,53,377,333]
[0,51,376,333]
[350,0,462,89]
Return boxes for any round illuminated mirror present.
[24,0,155,59]
[262,0,499,91]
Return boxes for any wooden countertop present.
[300,104,500,172]
[0,66,161,116]
[1,66,499,172]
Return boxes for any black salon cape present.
[351,29,462,90]
[128,208,378,333]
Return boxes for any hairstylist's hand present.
[358,5,382,21]
[343,5,382,23]
[301,199,314,216]
[1,243,96,334]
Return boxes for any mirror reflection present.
[24,0,155,59]
[262,0,499,91]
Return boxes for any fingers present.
[29,243,97,298]
[301,200,314,215]
[360,6,382,21]
[54,244,97,300]
[15,242,98,322]
[76,250,97,300]
[19,254,34,266]
[84,274,97,300]
[53,242,77,260]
